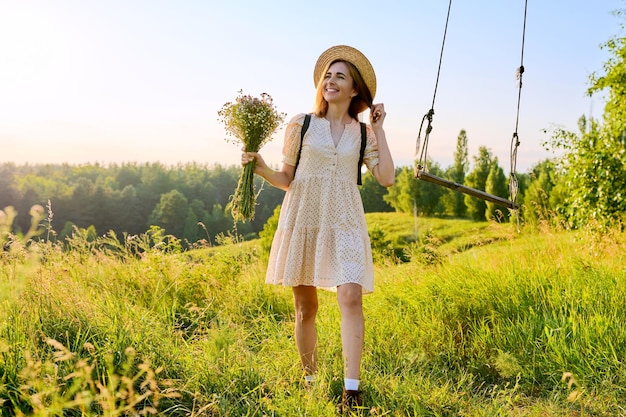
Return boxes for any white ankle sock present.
[344,378,359,391]
[304,375,315,384]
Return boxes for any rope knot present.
[512,132,521,147]
[516,66,525,87]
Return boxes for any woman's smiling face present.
[322,61,357,106]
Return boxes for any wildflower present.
[218,90,286,222]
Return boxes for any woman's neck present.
[325,104,353,125]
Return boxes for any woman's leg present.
[337,283,364,381]
[292,285,319,376]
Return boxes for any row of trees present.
[0,150,522,246]
[0,163,285,245]
[0,118,622,247]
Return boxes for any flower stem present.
[230,160,257,222]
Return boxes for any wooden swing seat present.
[415,166,519,210]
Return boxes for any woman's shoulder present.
[288,113,309,125]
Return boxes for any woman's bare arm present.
[241,151,295,192]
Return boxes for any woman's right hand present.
[241,151,294,191]
[241,150,268,176]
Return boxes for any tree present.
[116,163,142,189]
[149,189,188,236]
[546,116,625,227]
[385,163,446,217]
[450,130,469,217]
[202,204,233,245]
[415,161,446,217]
[542,10,626,228]
[581,12,626,226]
[359,171,393,212]
[522,159,564,225]
[139,163,174,225]
[484,158,509,221]
[464,147,494,221]
[0,163,17,211]
[588,9,626,141]
[207,165,240,209]
[384,167,418,214]
[69,177,97,229]
[118,185,145,235]
[183,207,200,244]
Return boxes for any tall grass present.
[1,211,625,415]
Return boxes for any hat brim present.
[313,45,377,105]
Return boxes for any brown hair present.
[313,59,373,119]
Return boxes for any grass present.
[1,214,625,415]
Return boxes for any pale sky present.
[1,0,624,172]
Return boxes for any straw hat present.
[313,45,377,109]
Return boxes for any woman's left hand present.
[370,103,386,128]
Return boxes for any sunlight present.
[0,3,80,118]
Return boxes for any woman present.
[241,45,395,410]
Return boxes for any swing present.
[414,0,528,211]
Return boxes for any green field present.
[1,214,625,416]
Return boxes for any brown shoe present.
[340,389,362,412]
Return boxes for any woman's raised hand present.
[370,103,386,128]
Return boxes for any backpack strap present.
[357,122,367,185]
[294,113,311,173]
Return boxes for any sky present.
[1,0,624,173]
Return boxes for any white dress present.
[265,113,380,293]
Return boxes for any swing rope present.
[415,0,453,172]
[510,0,528,213]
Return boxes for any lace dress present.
[265,113,380,293]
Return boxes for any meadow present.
[1,213,625,416]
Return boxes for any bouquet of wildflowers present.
[218,91,286,222]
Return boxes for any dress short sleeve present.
[363,124,380,171]
[282,113,308,167]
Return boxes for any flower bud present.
[30,204,45,218]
